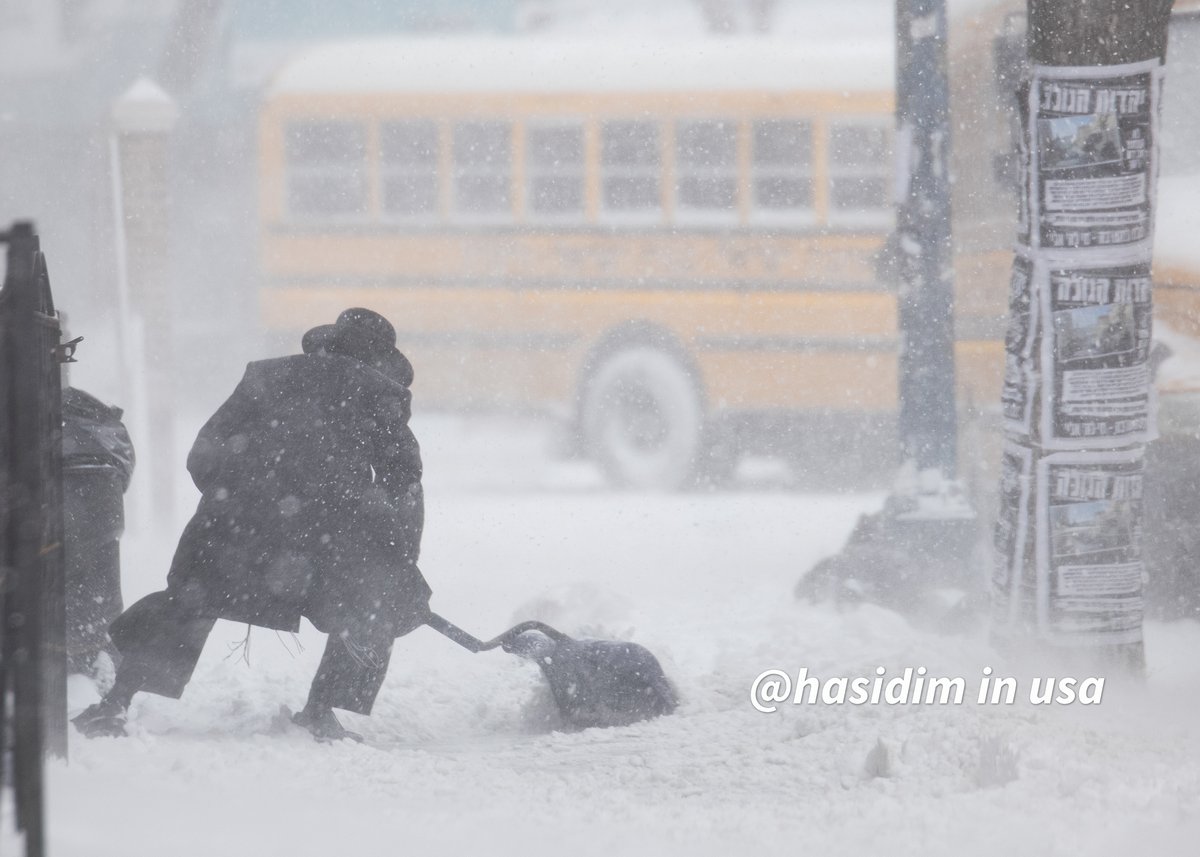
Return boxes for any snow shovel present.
[425,612,677,729]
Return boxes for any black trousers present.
[108,592,394,716]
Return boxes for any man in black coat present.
[73,308,430,741]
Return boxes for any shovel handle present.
[425,613,571,654]
[425,612,489,652]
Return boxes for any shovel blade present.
[526,635,678,730]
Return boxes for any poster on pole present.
[1001,254,1038,437]
[1034,449,1145,646]
[992,442,1035,632]
[1038,261,1155,448]
[1029,60,1160,253]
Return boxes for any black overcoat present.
[166,353,430,640]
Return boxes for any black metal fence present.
[1,221,68,857]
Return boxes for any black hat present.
[301,308,413,386]
[334,307,396,355]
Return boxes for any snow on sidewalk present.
[23,415,1200,855]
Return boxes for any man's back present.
[187,353,417,510]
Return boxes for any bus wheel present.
[582,346,704,490]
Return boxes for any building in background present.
[0,0,520,408]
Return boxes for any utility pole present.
[991,0,1174,669]
[895,0,958,482]
[796,0,977,613]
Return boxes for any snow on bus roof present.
[267,37,895,97]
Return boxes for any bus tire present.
[581,346,705,490]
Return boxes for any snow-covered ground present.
[2,1,1197,852]
[14,412,1199,856]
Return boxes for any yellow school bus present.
[257,37,917,488]
[258,18,1200,491]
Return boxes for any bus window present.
[600,119,661,221]
[751,118,816,225]
[674,119,738,222]
[828,121,891,226]
[525,121,586,220]
[380,120,439,220]
[284,120,368,219]
[452,120,512,219]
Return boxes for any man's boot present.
[71,697,128,738]
[291,704,363,743]
[71,673,137,738]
